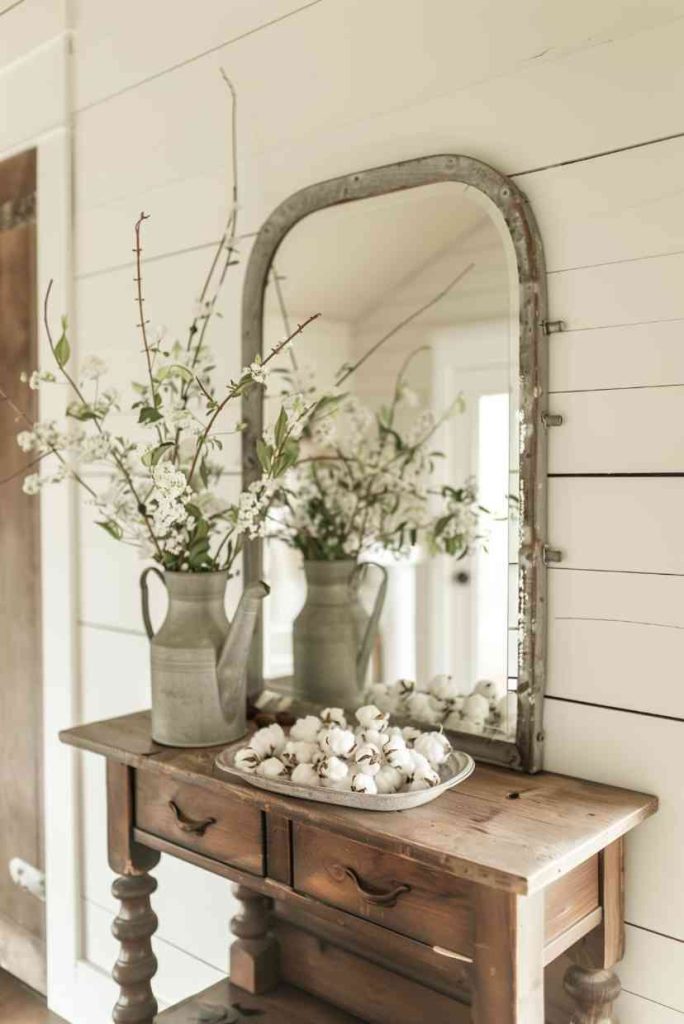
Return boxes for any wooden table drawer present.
[292,823,473,955]
[136,772,264,875]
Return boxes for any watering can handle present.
[140,567,166,639]
[353,562,388,680]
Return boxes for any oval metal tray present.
[214,745,475,811]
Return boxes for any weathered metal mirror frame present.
[241,155,548,773]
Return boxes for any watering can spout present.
[216,581,270,721]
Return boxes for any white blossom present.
[22,473,41,495]
[79,355,108,381]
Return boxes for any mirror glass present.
[259,182,520,741]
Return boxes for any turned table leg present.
[564,838,625,1023]
[107,762,161,1024]
[230,883,279,994]
[111,873,159,1023]
[564,965,621,1023]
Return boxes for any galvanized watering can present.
[140,569,268,747]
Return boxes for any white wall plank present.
[73,0,683,115]
[610,992,682,1024]
[0,33,67,157]
[548,570,684,718]
[549,321,684,393]
[544,699,683,941]
[74,10,684,218]
[520,134,684,273]
[621,925,684,1015]
[549,251,684,332]
[548,386,684,474]
[549,478,684,574]
[0,0,62,70]
[73,0,317,110]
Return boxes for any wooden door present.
[0,149,45,993]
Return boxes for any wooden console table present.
[61,712,657,1023]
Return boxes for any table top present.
[60,711,657,895]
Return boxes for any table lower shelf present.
[155,979,364,1023]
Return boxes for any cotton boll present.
[319,707,347,728]
[463,693,490,721]
[396,678,417,699]
[256,756,288,779]
[385,746,413,774]
[351,773,378,795]
[414,731,452,768]
[443,709,465,731]
[317,755,349,783]
[475,679,504,710]
[408,750,432,775]
[290,715,322,743]
[249,722,286,758]
[401,726,423,746]
[355,704,390,731]
[383,734,407,759]
[291,763,320,787]
[323,775,353,792]
[406,767,441,791]
[366,683,398,713]
[319,726,356,759]
[429,674,463,701]
[374,765,404,794]
[406,692,441,725]
[497,693,518,736]
[457,718,483,735]
[355,727,391,750]
[282,740,318,767]
[354,743,382,776]
[235,747,261,773]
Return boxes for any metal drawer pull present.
[343,866,411,907]
[168,800,216,836]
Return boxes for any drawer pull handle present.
[168,800,216,836]
[343,866,411,907]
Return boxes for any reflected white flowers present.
[270,373,483,564]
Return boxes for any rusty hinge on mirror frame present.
[543,319,566,335]
[542,545,563,566]
[541,412,563,427]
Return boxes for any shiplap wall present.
[3,0,684,1019]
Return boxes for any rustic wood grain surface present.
[61,711,657,894]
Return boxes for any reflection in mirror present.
[260,183,519,742]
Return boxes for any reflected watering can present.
[140,569,269,747]
[293,560,388,707]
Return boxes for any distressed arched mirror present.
[241,155,548,772]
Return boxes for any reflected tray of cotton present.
[215,705,475,811]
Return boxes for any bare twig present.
[186,313,320,484]
[43,281,164,557]
[335,262,475,387]
[133,212,156,397]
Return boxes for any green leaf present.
[142,442,174,467]
[67,405,100,422]
[256,439,272,473]
[54,329,71,368]
[274,406,288,448]
[96,519,123,541]
[156,364,194,384]
[199,458,209,488]
[139,406,163,425]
